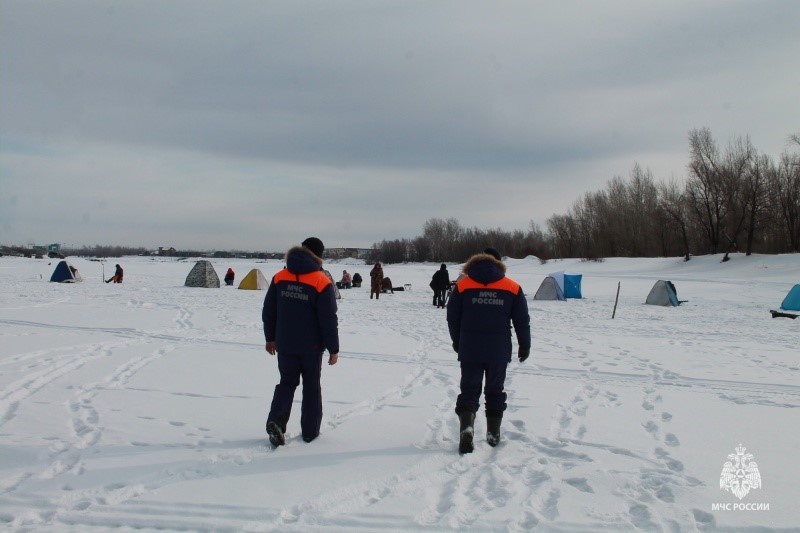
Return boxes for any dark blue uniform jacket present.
[447,254,531,363]
[263,247,339,355]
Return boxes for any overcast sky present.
[2,1,799,252]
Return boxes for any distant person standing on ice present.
[430,263,450,308]
[105,264,123,283]
[224,267,235,286]
[262,237,339,447]
[446,247,530,454]
[369,262,384,300]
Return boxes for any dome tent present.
[184,260,220,288]
[238,268,268,290]
[780,284,800,311]
[645,280,680,306]
[533,276,565,301]
[50,260,83,283]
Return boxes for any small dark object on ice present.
[770,310,798,319]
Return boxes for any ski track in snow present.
[0,255,797,530]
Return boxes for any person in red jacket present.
[263,237,339,447]
[447,247,531,454]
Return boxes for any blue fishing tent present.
[549,271,582,299]
[50,260,82,283]
[780,284,800,311]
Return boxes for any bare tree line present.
[374,128,800,263]
[373,218,550,264]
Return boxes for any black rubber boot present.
[266,421,285,447]
[458,411,475,454]
[486,412,503,447]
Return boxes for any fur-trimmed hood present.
[285,245,323,274]
[462,253,506,285]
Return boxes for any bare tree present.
[686,128,727,253]
[546,214,576,259]
[769,151,800,251]
[365,129,797,260]
[717,135,755,259]
[605,176,628,256]
[742,153,770,255]
[422,218,463,262]
[572,191,609,260]
[410,236,431,262]
[525,221,551,259]
[659,178,693,260]
[627,164,660,256]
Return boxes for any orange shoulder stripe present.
[305,271,332,293]
[273,269,295,284]
[273,269,331,293]
[457,276,520,295]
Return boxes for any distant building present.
[158,247,177,256]
[325,247,374,260]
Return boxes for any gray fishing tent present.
[533,276,565,301]
[184,260,220,288]
[645,280,680,306]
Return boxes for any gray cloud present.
[2,0,799,251]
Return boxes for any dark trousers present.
[267,352,324,440]
[433,288,447,307]
[455,359,508,415]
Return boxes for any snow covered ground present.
[0,252,798,531]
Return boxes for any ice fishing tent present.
[238,268,268,290]
[780,284,800,311]
[50,260,82,283]
[645,280,680,306]
[550,271,583,299]
[184,260,220,288]
[533,276,565,301]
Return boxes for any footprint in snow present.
[643,421,659,434]
[564,477,594,493]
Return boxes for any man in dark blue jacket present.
[446,247,530,454]
[263,237,339,447]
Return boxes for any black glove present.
[452,342,459,353]
[518,348,530,362]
